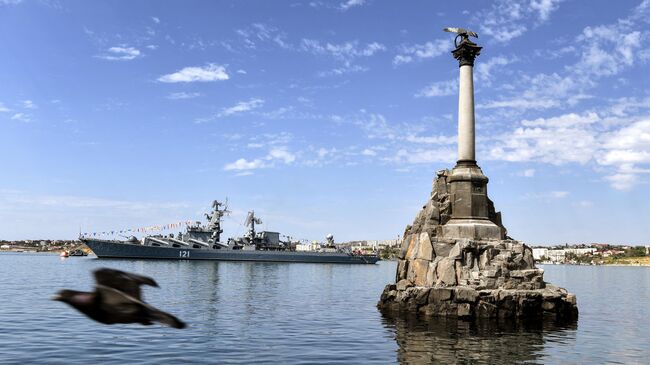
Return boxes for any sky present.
[1,0,649,245]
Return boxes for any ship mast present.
[206,200,229,243]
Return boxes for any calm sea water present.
[0,253,649,364]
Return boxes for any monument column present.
[457,57,476,163]
[440,33,504,241]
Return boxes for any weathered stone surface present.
[429,288,453,303]
[415,232,434,260]
[412,259,430,286]
[399,235,413,259]
[425,258,440,286]
[406,235,421,261]
[457,303,472,318]
[436,257,457,286]
[449,241,463,259]
[455,287,479,303]
[396,259,408,282]
[433,242,453,257]
[396,279,412,291]
[476,301,497,318]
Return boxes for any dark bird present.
[52,268,186,329]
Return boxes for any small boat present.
[69,249,88,257]
[60,251,69,258]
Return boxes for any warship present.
[81,200,379,264]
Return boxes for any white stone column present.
[457,64,475,162]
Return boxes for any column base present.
[440,218,504,240]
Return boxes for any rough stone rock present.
[406,235,421,261]
[436,257,457,286]
[476,301,497,318]
[457,303,472,318]
[396,259,408,282]
[429,288,453,303]
[415,232,434,261]
[455,287,479,303]
[396,279,412,291]
[399,235,412,259]
[448,241,463,259]
[412,259,430,286]
[433,242,454,257]
[425,258,440,286]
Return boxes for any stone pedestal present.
[441,161,504,240]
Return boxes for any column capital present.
[452,38,482,67]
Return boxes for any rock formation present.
[377,173,578,320]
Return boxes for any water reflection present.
[381,312,577,364]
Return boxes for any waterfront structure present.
[378,28,578,320]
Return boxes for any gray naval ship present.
[81,200,379,264]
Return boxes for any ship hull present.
[82,239,379,264]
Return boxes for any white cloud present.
[97,46,142,61]
[317,64,368,77]
[390,148,456,165]
[301,39,385,61]
[236,69,247,74]
[488,113,600,165]
[405,135,456,145]
[576,24,643,77]
[224,158,267,171]
[525,191,570,200]
[340,0,365,11]
[236,23,290,50]
[573,200,594,208]
[10,113,30,122]
[158,64,229,83]
[393,39,448,65]
[361,148,377,156]
[0,0,23,5]
[22,100,37,109]
[220,98,264,117]
[166,92,201,100]
[597,119,650,190]
[416,79,457,97]
[0,102,9,112]
[475,56,511,83]
[224,147,296,171]
[604,173,638,191]
[0,189,187,210]
[477,0,563,43]
[479,73,589,111]
[151,16,160,24]
[268,147,296,164]
[519,168,536,177]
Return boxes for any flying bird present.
[52,268,186,329]
[443,27,478,38]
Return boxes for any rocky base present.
[378,284,578,320]
[382,166,578,320]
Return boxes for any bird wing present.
[96,284,145,319]
[97,285,185,328]
[94,268,158,300]
[443,27,459,33]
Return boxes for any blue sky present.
[1,0,649,245]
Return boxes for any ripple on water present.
[0,254,649,364]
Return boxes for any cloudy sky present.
[1,0,649,245]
